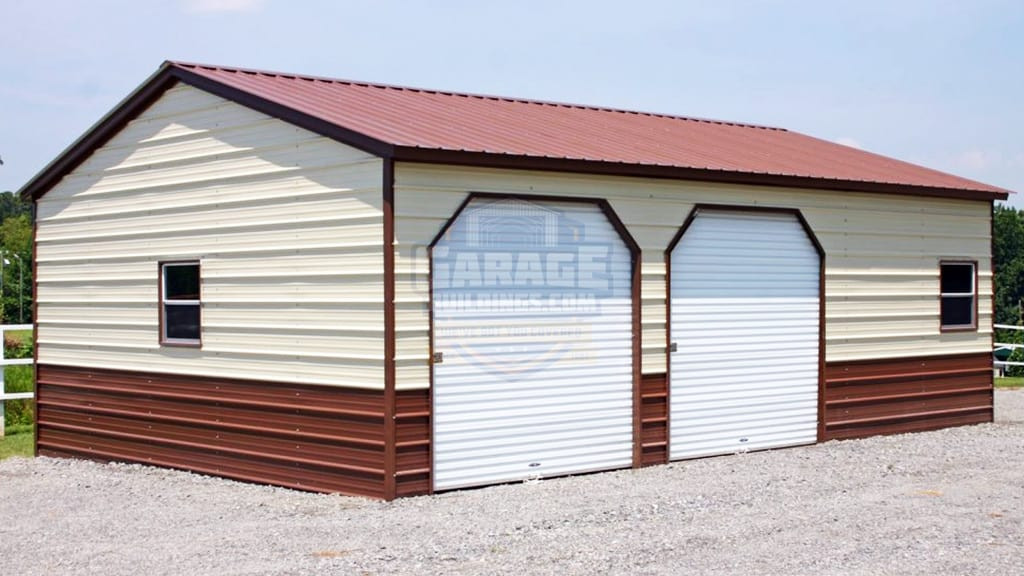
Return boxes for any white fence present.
[994,324,1024,370]
[0,324,33,438]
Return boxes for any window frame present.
[939,260,978,332]
[159,260,202,347]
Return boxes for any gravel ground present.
[2,390,1022,576]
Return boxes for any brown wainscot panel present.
[640,373,668,466]
[394,388,431,497]
[34,364,418,499]
[824,352,993,440]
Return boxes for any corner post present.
[382,158,398,500]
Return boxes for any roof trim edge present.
[391,146,1010,202]
[18,62,397,202]
[18,63,179,201]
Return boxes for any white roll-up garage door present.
[669,210,820,460]
[432,197,634,490]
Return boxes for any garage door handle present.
[432,352,444,364]
[668,342,678,353]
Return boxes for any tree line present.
[0,191,32,325]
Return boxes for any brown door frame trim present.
[664,203,828,449]
[426,192,645,487]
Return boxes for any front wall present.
[394,163,992,389]
[36,84,386,388]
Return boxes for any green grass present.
[3,364,34,428]
[996,376,1024,389]
[0,424,33,460]
[4,329,32,344]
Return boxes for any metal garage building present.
[19,61,1009,499]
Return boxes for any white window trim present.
[940,262,976,330]
[161,261,201,345]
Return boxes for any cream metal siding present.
[393,164,992,390]
[431,198,634,490]
[670,210,820,458]
[36,83,386,388]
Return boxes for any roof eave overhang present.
[391,146,1010,202]
[19,62,1010,204]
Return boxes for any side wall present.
[34,84,395,496]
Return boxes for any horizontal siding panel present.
[38,166,382,223]
[824,352,993,440]
[37,344,385,388]
[394,163,992,381]
[36,85,385,389]
[38,192,381,242]
[35,364,390,497]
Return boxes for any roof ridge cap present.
[166,60,787,132]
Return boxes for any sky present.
[2,0,1022,205]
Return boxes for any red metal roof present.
[18,61,1011,200]
[170,62,1009,197]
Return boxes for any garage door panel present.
[670,210,820,460]
[435,445,634,489]
[433,197,635,490]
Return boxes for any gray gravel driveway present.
[2,390,1022,575]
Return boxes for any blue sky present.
[2,0,1022,204]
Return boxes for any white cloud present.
[834,137,862,150]
[954,149,998,171]
[182,0,266,14]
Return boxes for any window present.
[161,262,201,345]
[940,261,976,330]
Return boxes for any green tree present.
[0,192,33,324]
[0,190,31,222]
[994,204,1024,326]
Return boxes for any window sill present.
[939,325,978,333]
[160,340,202,348]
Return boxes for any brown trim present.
[157,260,202,348]
[824,352,992,440]
[664,204,828,450]
[19,63,1008,204]
[172,66,395,159]
[382,159,398,500]
[939,260,979,333]
[394,148,1009,202]
[35,364,393,498]
[394,388,430,497]
[639,373,668,466]
[18,66,180,202]
[426,192,644,479]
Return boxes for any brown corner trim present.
[382,159,398,500]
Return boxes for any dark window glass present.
[165,304,200,340]
[940,264,973,294]
[165,264,200,300]
[941,296,973,327]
